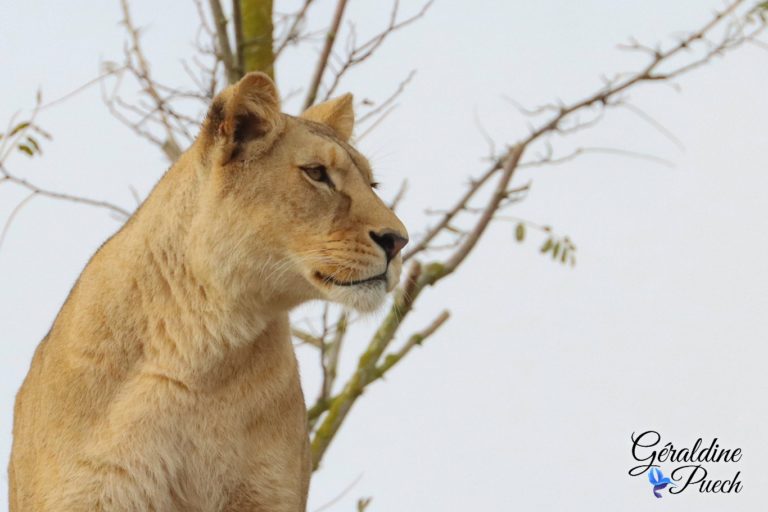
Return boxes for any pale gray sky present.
[1,1,767,511]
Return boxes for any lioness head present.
[190,72,408,313]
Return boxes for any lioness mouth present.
[314,271,387,287]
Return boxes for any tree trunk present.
[237,0,275,79]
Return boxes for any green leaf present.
[9,122,30,137]
[17,144,34,156]
[515,223,525,242]
[540,238,553,253]
[26,136,41,154]
[552,241,561,259]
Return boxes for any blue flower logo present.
[648,467,675,498]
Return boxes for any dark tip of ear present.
[233,112,266,144]
[205,98,225,139]
[209,99,225,124]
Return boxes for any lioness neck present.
[57,149,289,387]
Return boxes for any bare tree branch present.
[357,70,416,125]
[405,0,764,264]
[111,0,184,161]
[38,67,125,111]
[291,327,323,348]
[232,0,245,74]
[308,0,766,469]
[1,166,131,219]
[273,0,315,59]
[443,145,524,272]
[209,0,239,83]
[320,0,434,103]
[374,310,450,378]
[518,145,674,169]
[403,158,503,262]
[524,0,753,143]
[319,309,348,403]
[1,108,131,231]
[303,0,349,110]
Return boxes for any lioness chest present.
[13,321,310,512]
[80,332,310,511]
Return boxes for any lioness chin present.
[9,72,407,512]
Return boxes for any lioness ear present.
[300,94,354,141]
[203,72,284,163]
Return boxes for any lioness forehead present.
[288,115,373,182]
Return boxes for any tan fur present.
[9,72,407,511]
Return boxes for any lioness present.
[9,72,407,511]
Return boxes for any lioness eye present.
[301,165,333,188]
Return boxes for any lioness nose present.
[369,230,409,261]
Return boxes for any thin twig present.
[1,170,130,218]
[518,146,675,169]
[292,328,323,348]
[313,473,364,512]
[39,67,126,111]
[622,102,684,150]
[320,309,348,401]
[388,179,408,211]
[374,311,450,379]
[0,192,37,251]
[356,105,397,140]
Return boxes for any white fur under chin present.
[327,281,387,313]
